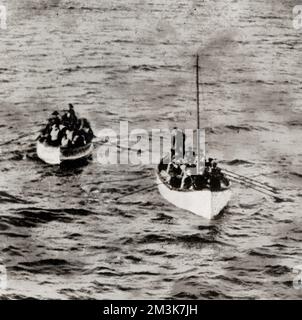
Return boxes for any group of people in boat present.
[159,156,229,191]
[158,128,230,191]
[38,104,94,149]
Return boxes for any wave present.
[225,125,252,132]
[0,222,9,231]
[263,243,288,249]
[173,289,232,300]
[197,225,218,231]
[0,191,31,204]
[142,249,166,256]
[136,230,225,247]
[3,207,97,229]
[287,120,302,127]
[4,209,70,228]
[248,249,277,259]
[151,213,173,221]
[208,124,264,135]
[13,259,83,275]
[176,234,221,246]
[215,274,250,286]
[131,65,158,72]
[125,255,142,263]
[67,6,100,12]
[224,159,253,166]
[61,65,111,74]
[264,265,291,276]
[290,172,302,179]
[172,291,199,299]
[138,234,171,244]
[216,124,270,133]
[110,39,134,44]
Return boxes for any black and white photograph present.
[0,0,302,303]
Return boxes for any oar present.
[223,168,278,192]
[113,183,161,201]
[223,171,277,194]
[222,168,278,193]
[0,123,45,147]
[94,138,145,153]
[0,132,36,147]
[227,176,285,202]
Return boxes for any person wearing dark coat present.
[210,163,223,191]
[193,174,208,190]
[62,104,77,128]
[168,162,182,177]
[205,158,214,168]
[51,111,61,124]
[170,176,182,189]
[72,129,86,148]
[77,118,94,143]
[158,157,168,172]
[68,104,76,120]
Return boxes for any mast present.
[196,54,200,130]
[196,54,201,174]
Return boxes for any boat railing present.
[157,169,231,193]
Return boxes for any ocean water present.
[0,0,302,299]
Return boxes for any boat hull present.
[36,141,93,165]
[156,173,231,219]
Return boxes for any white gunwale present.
[36,140,93,165]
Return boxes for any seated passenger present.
[205,158,214,168]
[168,162,182,177]
[222,175,230,187]
[40,113,58,141]
[203,166,211,181]
[58,126,67,144]
[72,131,86,148]
[170,176,182,189]
[181,169,193,190]
[210,163,224,191]
[85,127,94,142]
[61,129,74,148]
[77,118,94,143]
[68,104,76,121]
[77,118,89,130]
[215,167,229,187]
[47,124,60,146]
[210,176,221,191]
[38,126,50,142]
[62,104,77,128]
[193,174,208,190]
[158,158,168,172]
[50,111,61,126]
[160,170,171,183]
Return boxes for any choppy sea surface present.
[0,0,302,299]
